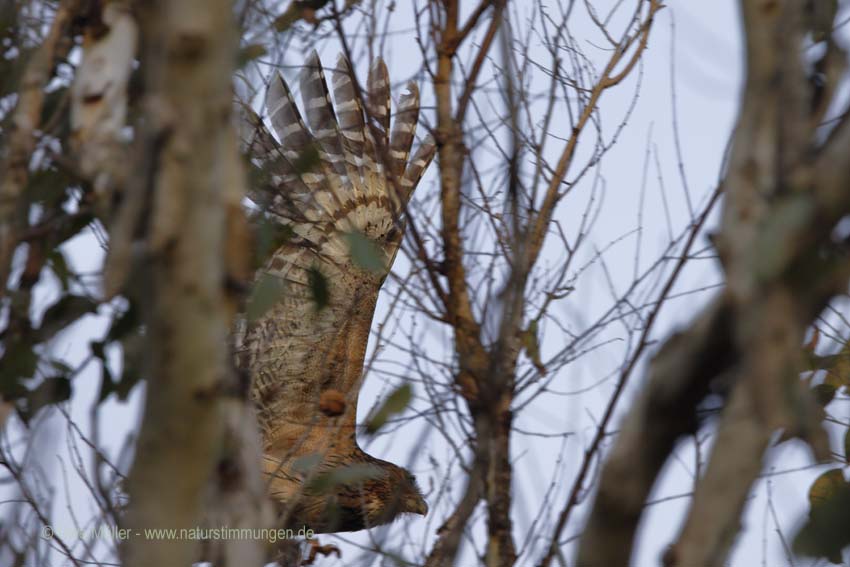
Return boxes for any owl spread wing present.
[237,52,435,474]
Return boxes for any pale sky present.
[4,1,849,566]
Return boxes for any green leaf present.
[40,86,69,135]
[365,383,412,433]
[807,336,850,389]
[522,320,547,375]
[48,250,70,291]
[106,302,139,342]
[304,463,383,493]
[90,340,106,360]
[99,334,143,404]
[273,0,336,32]
[273,4,301,31]
[98,360,114,403]
[812,383,836,407]
[64,212,95,243]
[809,469,845,507]
[330,463,383,484]
[844,428,849,465]
[0,46,32,100]
[118,330,145,400]
[254,218,293,266]
[114,362,141,401]
[292,453,323,475]
[293,144,321,174]
[807,0,838,43]
[308,267,329,311]
[246,274,284,322]
[756,195,814,280]
[48,359,73,375]
[345,231,385,273]
[823,339,850,390]
[26,167,71,206]
[237,44,267,67]
[36,295,97,342]
[0,343,37,398]
[793,468,850,563]
[26,376,71,417]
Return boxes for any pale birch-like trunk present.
[119,2,251,566]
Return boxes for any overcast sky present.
[5,1,849,566]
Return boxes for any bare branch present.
[0,0,77,293]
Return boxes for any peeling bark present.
[119,2,250,566]
[70,0,137,204]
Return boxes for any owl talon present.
[301,538,341,565]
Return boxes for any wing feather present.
[300,50,353,208]
[367,58,391,150]
[331,54,368,220]
[401,134,437,199]
[389,82,420,180]
[239,54,436,468]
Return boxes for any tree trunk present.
[120,2,245,566]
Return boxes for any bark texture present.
[0,0,77,293]
[119,2,246,566]
[423,3,662,566]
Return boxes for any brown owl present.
[236,51,434,533]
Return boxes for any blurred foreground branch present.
[578,2,850,565]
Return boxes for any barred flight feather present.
[236,51,435,533]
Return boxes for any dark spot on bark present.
[662,544,678,567]
[193,376,229,402]
[75,3,110,40]
[217,455,241,492]
[182,280,199,294]
[83,92,104,105]
[224,271,249,295]
[234,365,251,399]
[761,0,778,15]
[172,33,207,61]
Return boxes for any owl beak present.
[409,496,428,516]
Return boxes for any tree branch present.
[0,0,78,294]
[578,2,850,565]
